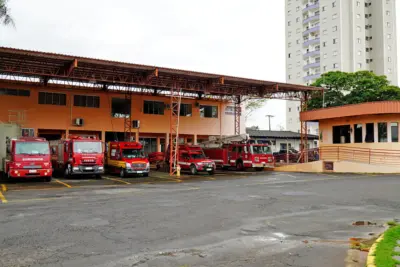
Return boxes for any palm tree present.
[0,0,15,27]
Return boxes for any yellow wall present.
[0,82,245,138]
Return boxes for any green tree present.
[308,71,400,110]
[245,99,267,120]
[0,0,14,27]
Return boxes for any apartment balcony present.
[303,62,320,70]
[304,73,321,81]
[303,2,319,12]
[303,49,320,58]
[303,25,320,36]
[303,37,320,47]
[303,14,320,24]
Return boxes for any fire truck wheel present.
[255,167,264,172]
[207,170,215,175]
[95,175,102,179]
[190,165,198,175]
[44,176,52,182]
[143,173,149,177]
[119,168,125,178]
[236,161,244,171]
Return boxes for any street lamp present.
[265,115,275,131]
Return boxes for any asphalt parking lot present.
[0,171,399,267]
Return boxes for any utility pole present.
[265,115,274,131]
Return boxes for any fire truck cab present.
[105,141,150,178]
[1,137,52,181]
[166,144,216,175]
[50,136,104,178]
[201,134,274,171]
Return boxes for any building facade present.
[285,0,398,134]
[0,81,246,155]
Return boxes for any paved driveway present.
[0,172,399,266]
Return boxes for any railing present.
[303,2,319,12]
[320,146,400,165]
[303,14,320,24]
[304,73,321,81]
[303,49,320,58]
[303,26,320,36]
[303,61,320,70]
[303,37,320,47]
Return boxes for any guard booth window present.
[391,122,399,142]
[332,125,350,144]
[378,122,388,142]
[354,124,363,143]
[365,123,374,143]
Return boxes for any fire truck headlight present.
[125,163,131,168]
[98,166,104,170]
[73,167,79,171]
[146,163,150,169]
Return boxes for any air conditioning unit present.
[74,118,84,126]
[132,120,140,128]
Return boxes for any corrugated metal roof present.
[246,128,318,140]
[301,101,400,121]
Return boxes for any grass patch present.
[387,221,398,227]
[375,225,400,267]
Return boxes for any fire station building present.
[0,47,319,155]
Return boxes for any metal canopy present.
[0,47,321,100]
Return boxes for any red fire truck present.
[166,144,216,175]
[201,134,274,171]
[105,141,150,178]
[50,136,104,178]
[1,136,53,182]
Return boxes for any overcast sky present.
[1,0,400,130]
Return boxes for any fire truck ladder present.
[124,89,133,142]
[199,134,250,148]
[169,84,182,176]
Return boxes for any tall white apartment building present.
[285,0,398,134]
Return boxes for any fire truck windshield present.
[73,141,102,153]
[251,145,272,154]
[15,142,50,155]
[190,153,205,159]
[122,149,144,159]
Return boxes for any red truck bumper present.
[9,169,53,178]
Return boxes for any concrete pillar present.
[135,131,139,143]
[101,131,106,152]
[388,122,392,143]
[350,125,355,144]
[374,123,378,143]
[156,137,161,152]
[65,129,69,139]
[194,134,198,145]
[165,133,169,146]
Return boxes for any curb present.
[366,235,384,267]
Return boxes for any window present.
[333,63,338,69]
[388,45,392,51]
[387,22,391,27]
[296,17,300,22]
[357,1,360,6]
[0,88,30,97]
[288,21,291,26]
[288,74,292,80]
[38,92,66,106]
[288,53,292,58]
[333,50,338,56]
[354,124,363,143]
[332,1,336,7]
[387,34,392,39]
[388,68,392,73]
[333,26,338,32]
[322,6,326,11]
[391,123,398,142]
[357,26,361,32]
[333,38,338,44]
[356,14,361,19]
[288,108,292,112]
[179,103,192,117]
[386,11,390,16]
[388,57,392,62]
[112,98,131,118]
[296,50,301,56]
[323,53,327,58]
[288,31,292,37]
[357,50,362,56]
[144,100,164,115]
[74,95,100,108]
[288,42,292,47]
[365,123,374,143]
[357,38,361,44]
[296,28,300,33]
[288,64,292,69]
[378,123,388,142]
[296,39,300,44]
[323,30,327,35]
[297,72,301,78]
[323,65,327,71]
[296,6,300,11]
[323,41,327,47]
[357,63,362,69]
[200,105,218,118]
[333,125,351,144]
[332,13,338,19]
[322,17,327,23]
